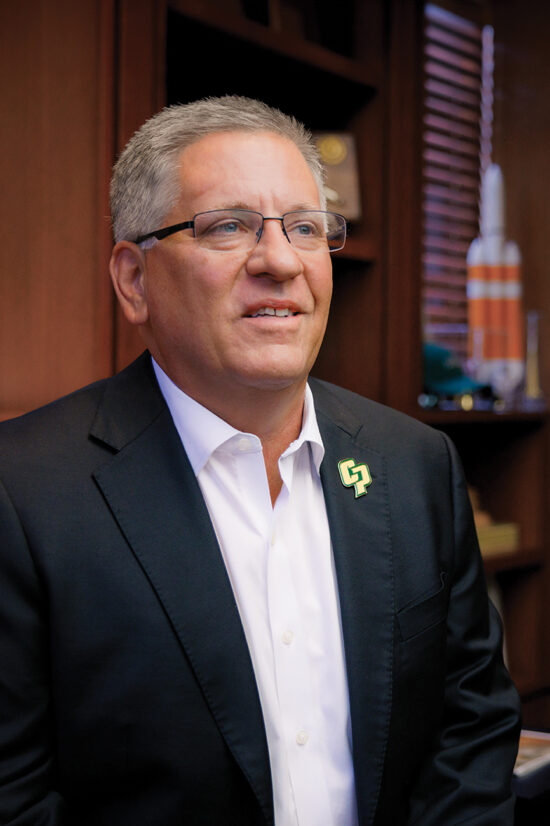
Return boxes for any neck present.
[210,385,307,506]
[211,384,305,444]
[154,356,308,505]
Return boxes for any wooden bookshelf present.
[410,409,549,706]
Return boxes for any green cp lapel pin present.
[338,458,372,498]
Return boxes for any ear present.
[109,241,149,326]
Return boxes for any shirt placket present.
[266,454,333,826]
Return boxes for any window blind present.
[422,3,493,361]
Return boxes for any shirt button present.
[237,437,251,452]
[296,730,309,746]
[282,630,294,645]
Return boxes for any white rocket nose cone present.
[480,163,505,239]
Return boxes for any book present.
[476,522,520,556]
[513,729,550,799]
[468,486,520,557]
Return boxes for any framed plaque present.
[314,133,362,221]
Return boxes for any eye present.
[203,218,247,236]
[286,217,324,239]
[193,210,261,251]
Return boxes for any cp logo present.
[338,458,372,498]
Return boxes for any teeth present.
[251,307,292,317]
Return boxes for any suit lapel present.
[312,381,395,826]
[90,355,273,824]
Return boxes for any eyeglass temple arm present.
[134,220,194,244]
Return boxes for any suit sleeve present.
[407,434,521,825]
[0,478,65,824]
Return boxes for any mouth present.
[246,306,299,318]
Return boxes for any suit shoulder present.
[0,352,164,475]
[0,352,154,449]
[0,375,109,453]
[309,377,447,451]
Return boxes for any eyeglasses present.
[133,208,347,253]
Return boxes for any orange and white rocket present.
[466,164,525,399]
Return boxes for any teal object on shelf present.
[423,342,485,396]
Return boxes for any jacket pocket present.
[397,573,447,642]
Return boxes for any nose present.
[245,217,304,281]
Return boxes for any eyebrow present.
[209,202,321,213]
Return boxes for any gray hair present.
[110,95,326,243]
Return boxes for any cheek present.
[145,254,209,313]
[311,265,333,314]
[146,268,236,354]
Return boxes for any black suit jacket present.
[0,353,520,825]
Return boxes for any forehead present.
[173,130,320,210]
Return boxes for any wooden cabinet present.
[418,411,549,708]
[411,1,550,725]
[383,0,550,724]
[489,0,550,725]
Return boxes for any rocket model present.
[466,164,525,401]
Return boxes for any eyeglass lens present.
[193,209,345,252]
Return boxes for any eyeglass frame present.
[133,208,347,252]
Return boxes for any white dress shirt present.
[153,360,358,826]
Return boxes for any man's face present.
[139,130,333,404]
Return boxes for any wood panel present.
[0,0,116,418]
[114,0,166,371]
[384,0,424,411]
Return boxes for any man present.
[0,96,520,825]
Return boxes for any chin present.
[227,347,319,392]
[236,365,309,392]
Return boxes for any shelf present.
[168,0,380,88]
[414,408,547,426]
[166,9,377,131]
[484,548,544,575]
[517,679,548,700]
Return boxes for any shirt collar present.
[152,359,325,476]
